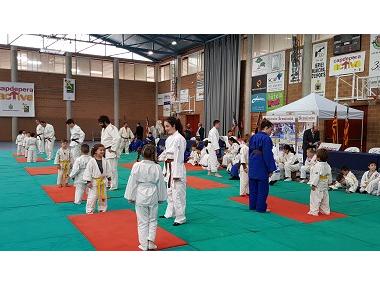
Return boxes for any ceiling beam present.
[138,34,178,53]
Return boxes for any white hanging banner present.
[369,34,380,77]
[0,82,35,117]
[297,114,318,123]
[329,51,366,76]
[264,115,296,123]
[267,71,285,92]
[163,94,172,117]
[63,78,75,101]
[180,89,189,103]
[311,42,327,96]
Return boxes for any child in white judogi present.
[15,130,24,156]
[300,147,317,183]
[239,138,249,196]
[54,140,72,187]
[199,142,209,168]
[125,144,167,251]
[308,149,332,216]
[26,133,38,163]
[222,137,240,170]
[359,162,379,194]
[23,132,31,158]
[83,144,111,214]
[187,146,201,166]
[69,144,91,204]
[277,144,299,181]
[331,166,359,193]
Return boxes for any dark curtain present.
[204,34,241,135]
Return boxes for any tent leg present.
[361,118,364,151]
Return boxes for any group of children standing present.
[15,130,38,162]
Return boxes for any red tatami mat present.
[16,157,47,163]
[41,185,87,203]
[12,153,24,157]
[68,209,187,251]
[187,176,228,190]
[25,166,58,175]
[120,163,135,169]
[185,164,204,171]
[230,195,347,223]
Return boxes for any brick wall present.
[251,34,380,150]
[0,69,155,141]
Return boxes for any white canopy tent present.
[266,93,364,120]
[266,93,365,150]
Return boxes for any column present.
[65,52,72,139]
[176,55,181,97]
[113,58,120,129]
[244,34,253,135]
[11,46,18,142]
[302,34,312,97]
[155,64,159,121]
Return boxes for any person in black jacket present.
[302,126,320,164]
[135,123,144,140]
[184,123,192,140]
[196,123,205,141]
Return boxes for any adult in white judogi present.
[159,118,187,226]
[308,159,332,216]
[70,151,91,204]
[15,131,24,156]
[35,120,45,154]
[360,169,379,193]
[66,119,85,161]
[240,141,249,196]
[98,116,121,191]
[119,123,134,155]
[125,159,167,251]
[208,120,222,177]
[26,134,38,163]
[54,145,72,186]
[83,156,111,214]
[300,149,317,182]
[42,121,55,160]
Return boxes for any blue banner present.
[251,92,267,112]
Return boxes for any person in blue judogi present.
[249,119,276,213]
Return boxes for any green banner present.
[267,91,284,111]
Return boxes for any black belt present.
[252,149,263,155]
[105,146,111,150]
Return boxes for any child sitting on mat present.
[330,166,359,193]
[359,162,379,194]
[83,144,112,214]
[125,144,167,251]
[187,145,201,166]
[69,144,91,205]
[308,148,332,216]
[54,139,72,187]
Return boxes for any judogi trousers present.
[135,204,158,248]
[74,183,87,204]
[249,178,269,212]
[164,178,186,224]
[86,186,107,213]
[107,158,119,189]
[27,149,37,162]
[308,190,330,216]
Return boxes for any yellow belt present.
[320,175,328,180]
[60,160,70,179]
[95,177,107,203]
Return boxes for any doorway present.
[186,114,200,137]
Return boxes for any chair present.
[344,147,360,153]
[368,148,380,154]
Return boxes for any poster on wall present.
[329,51,366,76]
[267,91,285,111]
[251,92,267,112]
[0,82,35,117]
[180,89,189,103]
[252,54,270,76]
[270,51,286,72]
[311,42,327,96]
[289,49,303,84]
[63,78,75,101]
[163,93,172,117]
[252,75,267,93]
[369,34,380,77]
[267,71,285,92]
[196,72,204,101]
[157,93,164,106]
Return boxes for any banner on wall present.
[329,51,366,76]
[163,93,172,116]
[0,82,35,117]
[196,72,204,101]
[157,94,164,106]
[311,42,327,96]
[63,78,75,101]
[267,71,285,92]
[180,89,189,103]
[252,54,270,76]
[252,75,267,93]
[289,49,303,84]
[297,115,318,123]
[251,92,267,112]
[270,51,286,72]
[369,34,380,77]
[267,91,284,111]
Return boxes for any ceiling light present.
[148,50,154,55]
[171,41,177,45]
